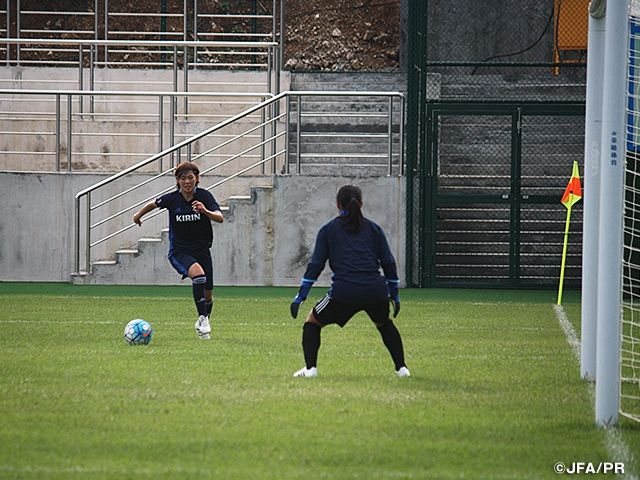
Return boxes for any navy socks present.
[192,275,207,316]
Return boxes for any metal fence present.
[1,0,283,69]
[73,90,404,274]
[0,88,272,172]
[405,0,588,288]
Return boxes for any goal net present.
[622,4,640,423]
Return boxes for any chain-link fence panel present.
[405,1,587,287]
[423,0,587,101]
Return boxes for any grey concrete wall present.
[0,171,269,282]
[0,172,405,286]
[270,176,405,286]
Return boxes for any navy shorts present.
[168,249,214,290]
[312,294,390,327]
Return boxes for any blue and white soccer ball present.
[124,319,153,345]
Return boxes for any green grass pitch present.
[0,283,638,479]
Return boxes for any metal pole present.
[183,0,188,116]
[271,98,276,174]
[581,0,605,382]
[388,96,393,175]
[90,44,95,116]
[159,96,164,172]
[75,196,80,273]
[285,94,290,174]
[172,47,177,166]
[85,192,91,273]
[16,0,20,65]
[104,0,108,65]
[55,94,61,171]
[279,0,285,77]
[67,94,73,172]
[595,0,628,427]
[295,95,301,174]
[193,0,197,66]
[267,47,272,95]
[261,106,266,174]
[399,95,405,176]
[79,45,84,116]
[6,0,9,66]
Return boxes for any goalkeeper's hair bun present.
[337,185,364,234]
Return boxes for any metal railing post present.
[67,94,73,172]
[285,94,290,174]
[400,95,405,176]
[295,94,301,174]
[85,191,91,273]
[159,96,164,172]
[172,47,178,166]
[104,0,109,64]
[260,106,266,174]
[271,99,277,174]
[5,0,9,67]
[78,43,84,92]
[388,96,393,175]
[89,44,95,117]
[75,196,80,273]
[16,0,20,65]
[79,44,84,118]
[55,94,61,172]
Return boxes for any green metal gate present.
[416,102,585,288]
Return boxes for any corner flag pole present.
[558,161,582,305]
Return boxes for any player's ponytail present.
[337,184,364,234]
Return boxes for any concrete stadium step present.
[71,186,276,286]
[290,72,407,92]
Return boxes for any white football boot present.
[195,315,211,339]
[396,366,411,377]
[293,367,318,377]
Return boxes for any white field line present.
[553,304,638,480]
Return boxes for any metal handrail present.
[1,38,279,99]
[73,91,405,275]
[285,90,405,176]
[0,88,272,172]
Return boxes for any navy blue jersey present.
[156,187,220,253]
[303,217,399,305]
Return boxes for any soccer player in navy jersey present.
[133,162,224,339]
[290,184,410,377]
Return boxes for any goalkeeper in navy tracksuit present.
[290,184,410,378]
[133,162,224,339]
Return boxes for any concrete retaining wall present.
[0,172,405,286]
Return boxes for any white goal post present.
[583,0,640,426]
[621,0,640,424]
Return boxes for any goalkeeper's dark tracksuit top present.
[302,217,399,305]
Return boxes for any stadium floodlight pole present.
[581,0,606,381]
[595,0,628,427]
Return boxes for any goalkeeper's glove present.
[388,279,400,318]
[291,279,314,319]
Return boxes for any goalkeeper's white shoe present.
[195,315,211,338]
[396,366,411,377]
[293,367,317,377]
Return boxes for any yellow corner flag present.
[558,161,582,305]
